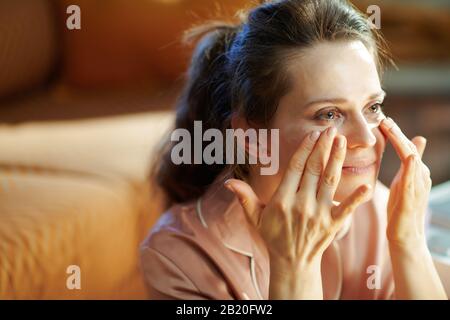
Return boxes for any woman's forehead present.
[284,40,382,104]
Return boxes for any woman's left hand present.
[380,117,448,300]
[380,117,431,247]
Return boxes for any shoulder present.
[140,201,201,260]
[139,203,203,298]
[139,202,233,299]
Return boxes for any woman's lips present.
[342,161,376,175]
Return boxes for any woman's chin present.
[334,173,377,204]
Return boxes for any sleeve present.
[140,246,210,300]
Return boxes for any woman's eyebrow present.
[368,90,386,101]
[302,90,386,110]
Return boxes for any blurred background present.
[0,0,449,299]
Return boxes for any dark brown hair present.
[153,0,392,206]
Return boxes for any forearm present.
[269,257,323,300]
[389,240,447,300]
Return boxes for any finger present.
[224,179,265,227]
[411,136,426,159]
[399,154,416,196]
[316,135,347,205]
[274,130,320,199]
[380,117,418,161]
[331,184,372,226]
[298,126,337,202]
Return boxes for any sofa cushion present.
[0,111,174,182]
[0,170,155,299]
[0,111,174,299]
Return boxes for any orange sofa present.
[0,112,173,299]
[0,0,178,299]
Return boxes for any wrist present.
[388,237,430,258]
[269,250,322,275]
[269,254,323,299]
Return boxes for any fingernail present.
[327,126,337,137]
[420,137,427,145]
[310,130,320,141]
[224,180,234,191]
[383,117,394,129]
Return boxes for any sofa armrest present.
[0,169,162,299]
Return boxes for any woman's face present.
[270,40,386,202]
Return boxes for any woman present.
[140,0,447,299]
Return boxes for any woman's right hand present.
[224,126,372,299]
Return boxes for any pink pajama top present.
[140,180,397,299]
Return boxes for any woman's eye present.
[316,109,342,121]
[368,103,384,114]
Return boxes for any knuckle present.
[292,205,304,217]
[240,196,249,207]
[306,160,323,176]
[295,198,311,213]
[305,229,315,243]
[405,180,414,192]
[303,140,315,153]
[320,219,332,234]
[422,163,431,176]
[293,196,305,210]
[273,200,289,213]
[322,173,337,188]
[289,155,305,173]
[332,147,345,160]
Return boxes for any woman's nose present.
[340,114,377,149]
